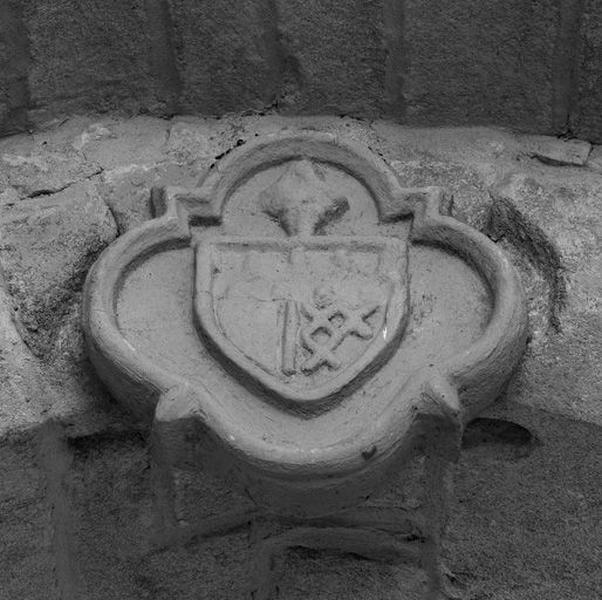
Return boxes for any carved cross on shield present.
[194,160,410,408]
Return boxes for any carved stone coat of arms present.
[82,131,527,599]
[195,159,409,407]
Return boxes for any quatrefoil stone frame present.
[82,131,528,599]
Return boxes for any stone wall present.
[1,1,601,141]
[0,114,600,598]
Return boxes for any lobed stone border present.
[83,131,528,515]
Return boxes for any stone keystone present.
[82,131,528,599]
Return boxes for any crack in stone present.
[23,167,104,200]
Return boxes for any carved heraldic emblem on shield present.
[83,131,528,593]
[82,131,528,599]
[194,160,409,406]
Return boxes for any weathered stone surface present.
[0,115,600,599]
[0,148,101,199]
[449,401,602,600]
[0,119,112,199]
[71,116,170,171]
[166,117,251,170]
[0,431,59,600]
[0,1,601,142]
[3,402,595,600]
[1,114,598,430]
[572,0,602,143]
[61,430,430,598]
[64,432,260,600]
[81,129,531,600]
[403,0,560,132]
[0,115,170,184]
[586,144,602,172]
[0,133,31,191]
[489,167,602,425]
[370,122,523,231]
[359,120,602,427]
[99,163,199,233]
[91,117,231,233]
[24,0,154,122]
[0,186,20,208]
[0,181,117,358]
[520,135,592,166]
[0,0,30,136]
[0,282,47,435]
[168,0,278,114]
[275,0,387,115]
[0,252,121,439]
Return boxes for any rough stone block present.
[0,181,117,358]
[403,0,560,132]
[275,0,388,115]
[168,0,278,114]
[0,146,100,199]
[0,281,48,435]
[0,239,133,437]
[521,135,592,166]
[0,116,170,178]
[71,116,170,171]
[572,0,602,143]
[166,117,247,170]
[24,1,154,120]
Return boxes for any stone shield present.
[194,235,409,408]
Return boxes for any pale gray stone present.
[0,116,599,600]
[0,181,117,357]
[71,116,170,171]
[586,144,602,173]
[521,135,592,166]
[99,162,200,234]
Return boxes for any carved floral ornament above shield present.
[83,131,527,515]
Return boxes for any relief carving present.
[82,132,528,598]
